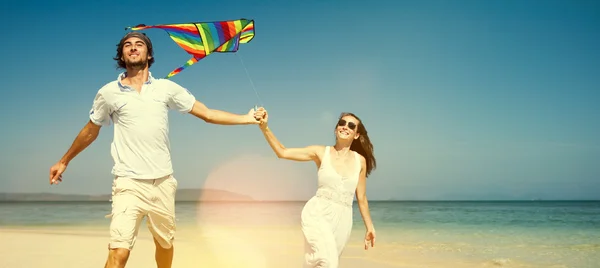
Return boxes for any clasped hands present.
[252,107,268,128]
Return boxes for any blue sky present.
[0,0,598,200]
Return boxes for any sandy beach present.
[1,222,595,268]
[0,224,405,268]
[0,224,515,268]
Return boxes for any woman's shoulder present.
[352,150,367,163]
[310,145,328,152]
[304,145,327,158]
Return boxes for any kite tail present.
[166,57,199,79]
[125,24,151,31]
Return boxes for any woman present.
[255,108,377,267]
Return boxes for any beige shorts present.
[105,175,178,250]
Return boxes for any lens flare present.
[192,153,315,267]
[198,153,315,202]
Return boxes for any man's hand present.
[247,107,261,124]
[49,162,67,185]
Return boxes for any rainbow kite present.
[126,18,255,78]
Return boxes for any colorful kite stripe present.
[126,19,255,78]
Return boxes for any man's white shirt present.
[89,72,196,180]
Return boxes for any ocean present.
[1,200,599,267]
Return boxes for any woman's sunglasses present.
[337,119,357,130]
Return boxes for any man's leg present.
[154,237,174,268]
[147,175,178,268]
[104,248,131,268]
[104,177,146,268]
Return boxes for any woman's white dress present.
[301,146,361,267]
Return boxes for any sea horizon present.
[2,199,599,203]
[2,189,599,202]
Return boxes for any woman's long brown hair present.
[337,112,377,177]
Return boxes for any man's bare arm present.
[188,100,258,125]
[59,120,101,165]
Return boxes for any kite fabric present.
[125,18,255,78]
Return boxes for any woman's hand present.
[364,228,376,250]
[255,107,268,129]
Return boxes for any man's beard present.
[125,58,147,69]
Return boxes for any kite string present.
[235,53,264,108]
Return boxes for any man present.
[48,32,261,268]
